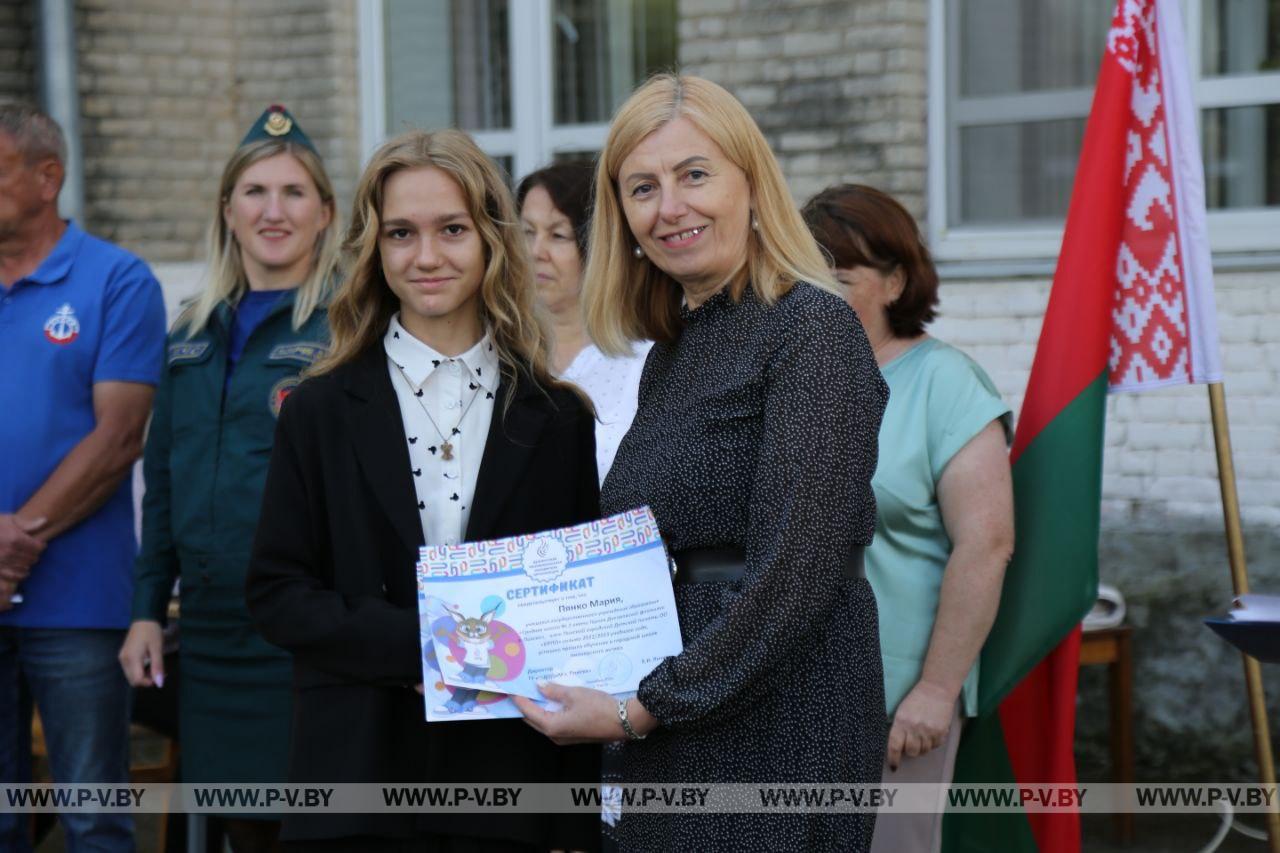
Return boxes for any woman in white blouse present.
[517,162,650,484]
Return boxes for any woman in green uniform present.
[119,106,340,852]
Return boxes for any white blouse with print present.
[383,314,499,547]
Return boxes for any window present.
[1200,0,1280,210]
[360,0,677,183]
[929,0,1280,261]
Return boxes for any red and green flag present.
[943,1,1222,851]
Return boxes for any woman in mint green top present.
[804,185,1014,853]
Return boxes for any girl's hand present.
[513,683,655,745]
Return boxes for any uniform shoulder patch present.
[168,341,211,364]
[267,342,329,364]
[269,375,301,418]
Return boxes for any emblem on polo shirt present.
[269,375,300,418]
[43,304,80,345]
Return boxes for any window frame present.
[927,0,1280,264]
[358,0,614,180]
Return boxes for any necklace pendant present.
[440,440,454,461]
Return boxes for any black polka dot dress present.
[600,282,889,852]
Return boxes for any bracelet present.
[617,698,647,741]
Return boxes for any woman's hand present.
[118,620,166,688]
[513,683,656,745]
[883,419,1012,773]
[886,679,955,771]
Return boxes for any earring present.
[751,215,760,231]
[633,245,644,259]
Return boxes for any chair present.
[1079,624,1135,845]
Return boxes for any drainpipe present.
[36,0,84,223]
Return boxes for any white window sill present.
[937,250,1280,281]
[933,209,1280,280]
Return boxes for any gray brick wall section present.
[76,0,239,261]
[677,0,928,217]
[72,0,360,262]
[234,0,361,231]
[0,0,36,104]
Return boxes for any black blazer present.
[246,344,601,846]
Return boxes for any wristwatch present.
[617,698,647,741]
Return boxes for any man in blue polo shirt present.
[0,103,165,851]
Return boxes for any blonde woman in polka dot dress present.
[514,75,889,852]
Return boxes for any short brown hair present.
[801,184,939,338]
[516,161,595,257]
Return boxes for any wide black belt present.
[671,546,865,584]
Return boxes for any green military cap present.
[239,104,317,153]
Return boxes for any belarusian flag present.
[943,2,1222,851]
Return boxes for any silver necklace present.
[392,361,482,462]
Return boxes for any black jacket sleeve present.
[246,387,421,686]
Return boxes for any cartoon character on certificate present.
[446,603,496,684]
[424,595,526,715]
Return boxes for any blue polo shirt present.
[0,221,166,629]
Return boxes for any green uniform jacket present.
[133,291,329,783]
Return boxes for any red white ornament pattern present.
[1107,0,1193,389]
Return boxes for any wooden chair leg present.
[1109,630,1135,845]
[129,725,181,851]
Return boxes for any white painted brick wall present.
[932,271,1280,529]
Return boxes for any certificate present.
[416,507,683,722]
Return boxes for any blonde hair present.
[178,140,341,336]
[583,74,838,355]
[312,129,563,406]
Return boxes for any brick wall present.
[0,0,35,103]
[76,0,238,261]
[233,0,361,226]
[678,0,928,216]
[73,0,360,263]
